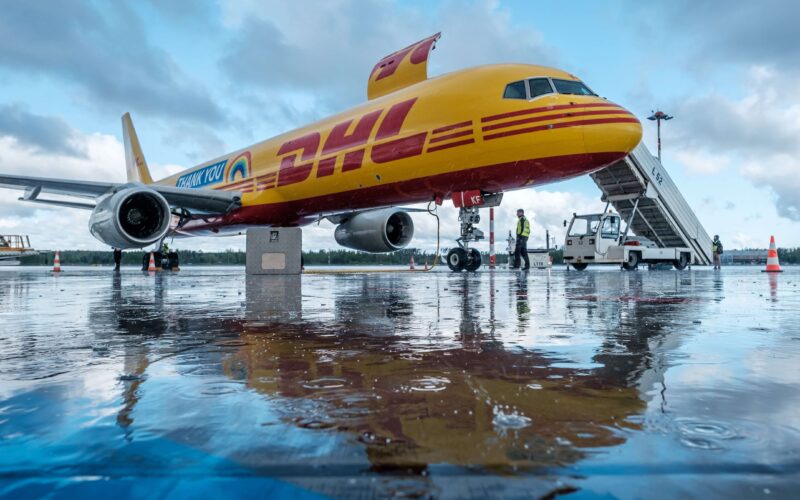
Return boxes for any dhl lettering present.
[276,133,320,187]
[371,98,424,164]
[375,99,417,140]
[317,109,381,177]
[276,98,426,187]
[342,150,365,172]
[371,133,427,164]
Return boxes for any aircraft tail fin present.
[368,33,440,100]
[122,112,154,184]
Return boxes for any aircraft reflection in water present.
[229,273,699,472]
[7,269,800,497]
[77,269,708,485]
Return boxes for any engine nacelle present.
[89,186,171,248]
[334,208,414,253]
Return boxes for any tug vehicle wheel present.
[622,252,639,271]
[673,253,689,271]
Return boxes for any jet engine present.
[88,186,172,248]
[334,208,414,253]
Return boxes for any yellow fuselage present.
[159,64,641,232]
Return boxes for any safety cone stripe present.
[52,250,61,272]
[763,235,783,272]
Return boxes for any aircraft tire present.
[571,263,588,271]
[447,248,467,272]
[465,248,482,272]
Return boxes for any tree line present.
[18,248,567,266]
[25,247,800,266]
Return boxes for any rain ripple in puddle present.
[408,376,450,392]
[675,418,741,451]
[492,405,532,430]
[302,377,347,390]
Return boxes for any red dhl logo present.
[275,98,426,187]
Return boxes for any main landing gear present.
[446,191,503,272]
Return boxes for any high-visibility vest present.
[516,216,530,237]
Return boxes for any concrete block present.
[246,227,302,275]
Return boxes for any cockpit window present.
[552,79,596,96]
[528,78,554,98]
[503,81,527,99]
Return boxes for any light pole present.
[647,110,673,162]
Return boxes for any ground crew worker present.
[711,235,723,270]
[512,209,530,270]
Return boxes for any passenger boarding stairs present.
[590,143,713,265]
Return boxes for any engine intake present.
[89,186,171,248]
[334,208,414,253]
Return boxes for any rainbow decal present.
[226,151,251,183]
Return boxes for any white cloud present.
[666,65,800,224]
[219,0,553,115]
[674,149,731,175]
[740,154,800,221]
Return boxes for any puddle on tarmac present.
[1,266,800,498]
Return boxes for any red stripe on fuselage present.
[222,179,253,189]
[432,120,472,134]
[482,102,623,123]
[427,138,475,153]
[482,109,632,132]
[484,117,640,141]
[180,151,627,232]
[428,129,473,144]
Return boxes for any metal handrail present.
[0,235,33,250]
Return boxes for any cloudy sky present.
[1,0,798,253]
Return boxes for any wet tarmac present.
[1,266,799,498]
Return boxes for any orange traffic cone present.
[52,250,61,273]
[147,252,157,272]
[762,236,783,273]
[409,255,415,270]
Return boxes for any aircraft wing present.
[0,173,240,214]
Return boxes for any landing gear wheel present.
[465,248,482,272]
[447,248,467,272]
[571,263,588,271]
[622,252,639,271]
[673,253,689,271]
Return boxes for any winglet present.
[367,33,440,100]
[122,113,153,184]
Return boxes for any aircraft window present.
[552,79,596,96]
[503,81,527,99]
[601,217,620,239]
[528,78,553,98]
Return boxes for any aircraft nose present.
[582,105,642,156]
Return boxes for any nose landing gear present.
[445,191,503,272]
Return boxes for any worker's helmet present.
[517,208,524,215]
[714,234,719,239]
